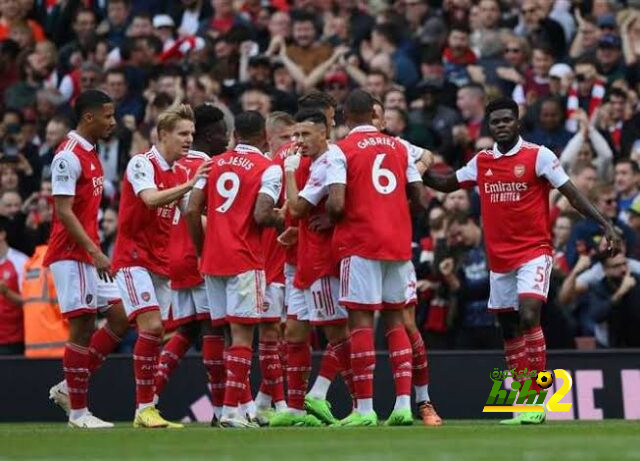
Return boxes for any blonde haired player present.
[112,104,211,428]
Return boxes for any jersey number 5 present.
[215,172,240,213]
[372,153,397,195]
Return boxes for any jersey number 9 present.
[215,172,240,213]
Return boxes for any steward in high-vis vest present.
[23,245,69,358]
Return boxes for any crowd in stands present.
[1,0,640,355]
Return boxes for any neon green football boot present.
[339,411,378,427]
[384,409,413,426]
[304,396,337,425]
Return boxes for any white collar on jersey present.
[348,124,379,135]
[188,149,210,159]
[234,143,263,155]
[67,130,95,151]
[149,145,172,171]
[492,136,524,157]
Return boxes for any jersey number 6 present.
[215,172,240,213]
[372,153,397,195]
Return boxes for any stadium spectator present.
[588,252,640,347]
[370,23,419,89]
[442,25,476,88]
[559,111,614,181]
[105,68,145,124]
[524,96,573,156]
[0,215,26,355]
[565,183,637,267]
[515,0,566,58]
[614,159,640,223]
[441,211,500,349]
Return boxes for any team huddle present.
[43,87,619,429]
[44,88,440,429]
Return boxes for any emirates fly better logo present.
[482,368,573,413]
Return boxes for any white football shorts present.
[115,266,171,320]
[488,254,553,312]
[339,256,415,310]
[205,270,265,325]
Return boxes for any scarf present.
[566,79,606,132]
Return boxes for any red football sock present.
[223,346,253,408]
[286,341,311,410]
[87,326,121,374]
[64,343,90,410]
[133,331,161,406]
[504,336,528,383]
[331,338,354,399]
[386,326,412,397]
[523,326,546,392]
[318,343,341,381]
[259,340,285,403]
[202,335,225,408]
[350,328,375,400]
[240,375,253,405]
[408,330,429,387]
[154,332,191,397]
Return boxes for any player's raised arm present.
[137,160,212,208]
[185,183,207,257]
[558,181,622,254]
[283,151,313,219]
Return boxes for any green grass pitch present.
[2,421,640,461]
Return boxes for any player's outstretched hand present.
[277,226,298,246]
[190,160,213,186]
[604,225,623,256]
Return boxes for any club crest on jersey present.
[514,164,526,178]
[3,270,10,280]
[141,292,151,302]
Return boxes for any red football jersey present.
[294,149,339,289]
[0,248,27,345]
[456,137,570,272]
[169,150,209,289]
[44,131,104,266]
[198,144,282,276]
[112,146,185,276]
[261,145,289,285]
[327,126,421,262]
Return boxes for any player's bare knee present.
[136,312,164,338]
[68,314,96,346]
[497,311,521,339]
[230,323,254,347]
[348,310,374,330]
[323,323,348,344]
[259,322,280,341]
[105,303,129,338]
[402,306,418,333]
[284,320,308,343]
[381,310,404,330]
